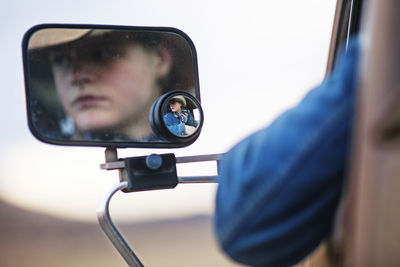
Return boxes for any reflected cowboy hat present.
[169,96,187,108]
[27,27,196,92]
[28,28,112,50]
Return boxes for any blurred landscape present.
[0,199,240,267]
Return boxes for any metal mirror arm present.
[97,148,222,266]
[97,181,144,267]
[100,152,222,183]
[176,153,222,183]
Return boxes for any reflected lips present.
[73,95,107,109]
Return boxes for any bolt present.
[146,154,163,170]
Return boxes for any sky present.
[0,0,336,222]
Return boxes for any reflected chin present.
[74,111,119,132]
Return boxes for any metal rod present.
[178,176,218,183]
[100,160,125,170]
[176,154,222,184]
[101,153,224,170]
[175,153,223,163]
[97,182,144,267]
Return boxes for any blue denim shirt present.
[214,39,359,266]
[164,111,198,136]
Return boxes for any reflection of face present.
[51,41,170,138]
[170,102,182,113]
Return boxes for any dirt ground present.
[0,199,240,267]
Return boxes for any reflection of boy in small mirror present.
[28,29,194,141]
[163,96,198,136]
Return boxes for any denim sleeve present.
[167,123,185,136]
[214,39,360,267]
[164,113,185,135]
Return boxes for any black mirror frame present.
[22,23,201,148]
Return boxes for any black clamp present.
[122,153,178,193]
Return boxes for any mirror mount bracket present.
[100,153,223,184]
[102,149,181,191]
[97,151,222,265]
[123,153,179,192]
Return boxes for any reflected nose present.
[71,56,95,88]
[72,68,95,87]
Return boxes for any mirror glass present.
[163,94,201,137]
[23,25,200,147]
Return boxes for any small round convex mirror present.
[150,91,203,145]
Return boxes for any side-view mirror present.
[22,23,214,267]
[22,24,203,148]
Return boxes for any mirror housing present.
[150,91,203,145]
[22,24,202,148]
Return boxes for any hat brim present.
[28,29,113,50]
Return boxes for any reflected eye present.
[49,45,125,68]
[89,45,124,63]
[49,50,70,67]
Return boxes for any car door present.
[300,0,400,266]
